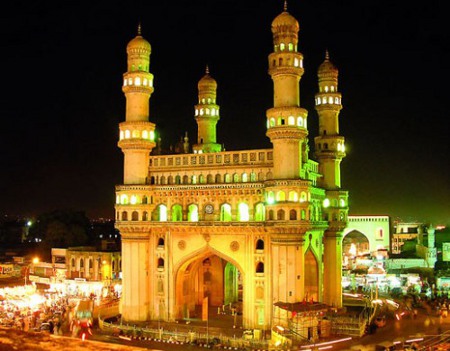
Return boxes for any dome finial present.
[137,22,142,36]
[325,49,330,61]
[205,65,210,75]
[284,0,288,11]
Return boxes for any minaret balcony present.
[118,138,155,150]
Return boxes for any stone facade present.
[115,6,348,332]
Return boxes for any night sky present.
[1,0,448,224]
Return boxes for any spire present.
[284,0,288,12]
[325,49,330,61]
[137,22,142,36]
[205,65,210,75]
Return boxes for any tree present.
[30,210,90,260]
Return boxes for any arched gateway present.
[115,4,349,333]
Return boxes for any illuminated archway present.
[304,249,319,302]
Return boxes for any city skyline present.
[1,0,448,224]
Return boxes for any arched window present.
[188,204,198,222]
[289,209,297,220]
[158,204,167,221]
[142,196,148,204]
[224,174,231,183]
[233,173,240,183]
[276,191,286,201]
[300,192,307,202]
[207,174,214,184]
[183,175,189,184]
[172,204,183,222]
[80,259,84,269]
[238,203,249,221]
[160,176,166,185]
[268,210,274,220]
[131,211,139,221]
[157,238,165,247]
[199,174,205,184]
[121,211,128,221]
[120,194,129,205]
[130,195,138,205]
[157,258,164,268]
[267,191,275,204]
[301,209,306,220]
[288,191,298,201]
[220,203,232,221]
[71,258,75,268]
[215,174,222,183]
[288,116,295,125]
[250,172,257,182]
[258,172,265,181]
[256,262,264,273]
[168,175,174,185]
[242,173,248,182]
[191,175,197,184]
[175,175,181,184]
[256,239,264,250]
[277,209,285,220]
[142,211,148,221]
[254,203,265,221]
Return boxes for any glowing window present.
[294,58,299,67]
[119,131,124,140]
[123,79,127,86]
[125,130,131,138]
[323,199,330,208]
[297,117,303,127]
[171,204,182,221]
[328,97,333,104]
[304,119,307,128]
[143,78,148,86]
[322,97,327,104]
[191,175,197,184]
[288,43,293,51]
[130,195,137,205]
[158,204,167,221]
[250,172,257,182]
[200,109,204,116]
[220,203,232,221]
[301,210,306,220]
[224,174,231,183]
[288,191,298,201]
[206,108,210,115]
[116,195,120,204]
[149,130,155,141]
[128,78,132,85]
[142,130,148,139]
[132,130,140,138]
[135,77,141,86]
[316,98,321,105]
[199,174,205,184]
[339,199,346,207]
[254,203,265,221]
[149,79,153,87]
[331,86,335,92]
[267,191,275,205]
[188,204,198,222]
[288,116,295,125]
[211,109,215,116]
[195,109,199,116]
[325,86,329,92]
[300,59,303,68]
[242,173,248,182]
[276,191,286,201]
[300,192,307,202]
[335,97,339,104]
[280,43,285,51]
[120,194,129,205]
[202,99,205,104]
[233,173,240,183]
[270,118,276,127]
[238,203,249,221]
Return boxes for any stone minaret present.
[117,25,155,321]
[314,51,348,307]
[193,66,222,153]
[118,24,156,184]
[266,2,308,179]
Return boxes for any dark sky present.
[1,0,448,224]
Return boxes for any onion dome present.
[198,65,217,91]
[318,50,338,78]
[271,1,299,45]
[127,24,151,54]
